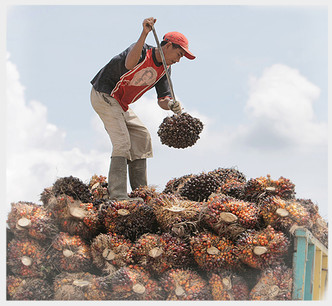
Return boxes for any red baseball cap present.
[163,31,196,60]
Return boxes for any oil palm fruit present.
[157,112,204,149]
[54,271,109,300]
[152,193,201,237]
[53,195,101,239]
[179,173,222,201]
[297,198,328,248]
[102,199,158,242]
[203,194,259,239]
[160,268,211,300]
[127,233,192,275]
[129,185,159,205]
[236,225,290,270]
[249,264,293,300]
[7,201,58,241]
[259,196,312,232]
[190,231,240,272]
[163,174,195,194]
[89,174,108,201]
[52,176,92,203]
[216,180,246,199]
[7,276,53,300]
[49,232,91,273]
[103,265,164,300]
[208,167,246,185]
[7,238,48,278]
[208,270,249,300]
[90,233,132,275]
[244,174,295,202]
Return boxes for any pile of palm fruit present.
[6,168,328,300]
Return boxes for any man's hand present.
[142,17,157,35]
[168,100,182,114]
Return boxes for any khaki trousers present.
[90,87,153,161]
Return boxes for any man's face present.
[163,42,185,66]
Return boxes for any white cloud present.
[241,64,327,148]
[6,56,109,209]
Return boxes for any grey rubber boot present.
[128,158,147,191]
[108,156,130,201]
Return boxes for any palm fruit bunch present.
[152,193,201,238]
[160,268,211,300]
[249,264,293,300]
[7,237,49,278]
[163,174,195,194]
[102,199,158,242]
[127,233,192,275]
[49,232,91,273]
[208,167,247,184]
[179,173,222,201]
[103,265,164,300]
[53,195,101,239]
[89,174,108,201]
[90,233,132,275]
[158,112,204,149]
[190,231,240,272]
[54,271,109,300]
[208,270,249,300]
[7,201,58,242]
[7,276,53,300]
[236,225,290,270]
[259,196,312,232]
[52,175,92,203]
[203,194,260,239]
[297,198,328,248]
[129,185,159,205]
[244,174,295,202]
[216,181,246,199]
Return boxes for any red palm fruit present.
[49,232,91,272]
[53,195,101,239]
[190,231,240,272]
[7,276,53,300]
[102,199,158,242]
[244,174,295,202]
[7,202,58,241]
[152,193,202,237]
[127,233,192,275]
[236,225,290,270]
[259,196,312,232]
[160,268,211,300]
[297,198,328,248]
[7,238,48,278]
[90,232,132,275]
[103,265,164,300]
[89,174,109,201]
[203,194,259,239]
[250,265,293,300]
[208,270,249,300]
[129,185,160,205]
[54,271,110,300]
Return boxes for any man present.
[90,17,195,200]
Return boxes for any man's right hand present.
[143,17,157,35]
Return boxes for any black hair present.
[160,41,182,49]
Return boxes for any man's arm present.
[125,17,156,70]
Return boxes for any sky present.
[2,1,330,224]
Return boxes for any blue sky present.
[4,3,329,219]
